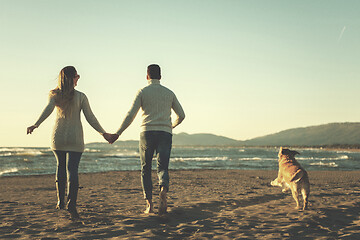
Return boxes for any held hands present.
[108,134,119,144]
[102,133,119,144]
[27,125,37,134]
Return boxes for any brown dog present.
[271,147,310,210]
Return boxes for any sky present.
[1,0,360,147]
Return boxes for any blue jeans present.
[139,131,172,200]
[53,150,82,210]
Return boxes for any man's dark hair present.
[147,64,161,79]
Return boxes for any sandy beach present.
[1,170,359,239]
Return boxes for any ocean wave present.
[84,148,101,153]
[0,148,45,156]
[0,153,12,157]
[301,148,325,152]
[0,148,25,152]
[15,151,44,156]
[171,156,275,162]
[297,157,315,160]
[310,161,338,167]
[105,152,139,158]
[298,155,349,161]
[0,152,44,157]
[171,157,229,162]
[0,168,20,176]
[335,150,354,154]
[239,157,269,161]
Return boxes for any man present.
[110,64,185,214]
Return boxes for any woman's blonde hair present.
[50,66,77,117]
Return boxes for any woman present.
[27,66,111,219]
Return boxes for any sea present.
[1,145,359,177]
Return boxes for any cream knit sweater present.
[116,79,185,135]
[34,90,106,152]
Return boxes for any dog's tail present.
[290,169,305,183]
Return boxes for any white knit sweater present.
[116,79,185,135]
[34,90,106,152]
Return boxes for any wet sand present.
[1,170,359,239]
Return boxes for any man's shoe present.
[67,208,80,219]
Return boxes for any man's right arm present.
[172,94,185,129]
[115,90,142,136]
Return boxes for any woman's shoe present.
[56,180,66,210]
[56,201,65,210]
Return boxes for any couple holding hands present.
[27,64,185,219]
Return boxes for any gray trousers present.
[139,131,172,200]
[53,150,82,210]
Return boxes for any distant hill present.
[244,122,360,146]
[172,132,240,146]
[86,133,240,148]
[86,122,360,147]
